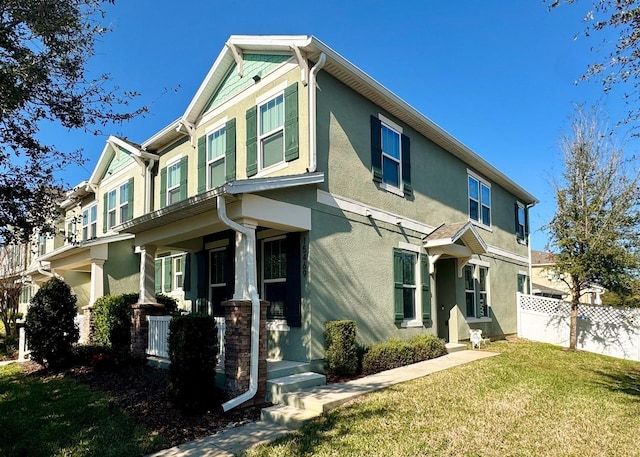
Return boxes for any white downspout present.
[308,53,327,173]
[216,195,260,412]
[145,159,156,213]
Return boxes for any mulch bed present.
[20,360,266,448]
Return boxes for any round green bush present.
[92,293,137,357]
[324,320,358,376]
[25,277,79,368]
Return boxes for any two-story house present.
[31,35,536,373]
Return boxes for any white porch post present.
[233,220,257,300]
[89,259,105,306]
[137,245,157,304]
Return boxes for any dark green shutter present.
[284,82,299,162]
[393,248,404,323]
[246,106,258,176]
[179,156,188,202]
[225,118,236,182]
[285,232,302,327]
[183,253,191,292]
[371,115,382,183]
[525,206,530,242]
[420,253,432,326]
[197,135,206,193]
[163,257,172,292]
[102,193,108,233]
[154,259,162,294]
[160,167,167,208]
[514,203,519,237]
[195,250,206,300]
[127,177,134,221]
[401,133,412,197]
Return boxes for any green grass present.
[0,364,166,457]
[246,341,640,457]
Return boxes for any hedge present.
[362,334,447,375]
[324,320,358,376]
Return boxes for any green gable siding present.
[104,146,135,177]
[204,54,291,112]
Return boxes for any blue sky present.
[40,0,632,251]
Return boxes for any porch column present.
[89,259,105,306]
[137,245,157,304]
[233,220,258,300]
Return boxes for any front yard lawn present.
[247,340,640,457]
[0,363,165,457]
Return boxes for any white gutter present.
[307,52,326,173]
[37,261,59,279]
[216,195,260,412]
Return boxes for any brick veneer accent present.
[81,305,95,343]
[131,303,169,358]
[223,299,268,405]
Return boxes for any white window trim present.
[255,81,288,106]
[118,181,130,223]
[262,235,289,326]
[467,170,492,228]
[255,160,289,178]
[157,252,186,293]
[516,201,527,244]
[173,256,184,291]
[206,125,226,190]
[257,92,286,172]
[379,120,403,194]
[464,264,492,322]
[82,204,98,241]
[398,248,423,326]
[166,157,182,205]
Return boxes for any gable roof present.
[89,136,159,187]
[141,35,537,205]
[424,222,487,256]
[531,249,556,266]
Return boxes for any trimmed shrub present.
[25,277,79,368]
[168,314,221,412]
[156,293,178,315]
[324,320,358,376]
[92,293,137,357]
[362,335,447,375]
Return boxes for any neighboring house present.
[18,35,537,370]
[530,250,604,304]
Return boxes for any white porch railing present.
[18,325,30,362]
[74,314,85,344]
[146,315,226,367]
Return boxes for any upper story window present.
[66,218,78,244]
[371,114,411,197]
[160,156,187,208]
[104,178,133,232]
[468,174,491,226]
[37,234,46,256]
[516,202,527,243]
[82,204,97,241]
[259,94,285,169]
[246,82,299,177]
[207,127,226,189]
[167,160,182,205]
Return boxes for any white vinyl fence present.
[147,315,226,367]
[517,293,640,361]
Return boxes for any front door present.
[435,258,457,342]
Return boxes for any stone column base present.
[223,299,269,406]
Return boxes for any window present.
[83,204,97,241]
[246,82,299,177]
[259,94,285,169]
[167,160,182,205]
[468,174,491,226]
[107,189,117,229]
[371,115,411,197]
[207,127,226,189]
[465,264,490,319]
[66,218,77,244]
[516,202,527,242]
[393,248,431,325]
[262,236,287,320]
[517,273,529,294]
[155,253,186,294]
[37,234,46,256]
[119,181,130,223]
[209,248,227,316]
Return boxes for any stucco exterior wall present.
[103,239,139,296]
[64,271,91,311]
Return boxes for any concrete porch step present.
[267,360,312,379]
[261,404,321,430]
[266,371,327,404]
[445,342,467,353]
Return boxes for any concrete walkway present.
[149,349,498,457]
